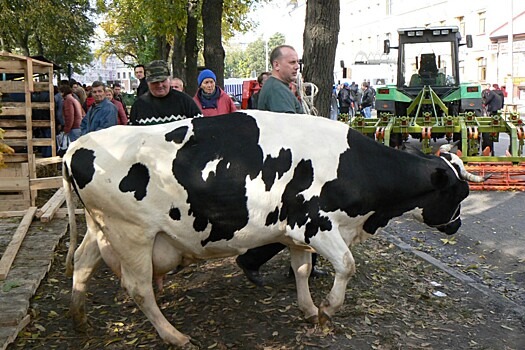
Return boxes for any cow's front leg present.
[70,226,102,330]
[290,248,318,323]
[310,233,356,325]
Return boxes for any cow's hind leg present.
[70,223,103,331]
[109,226,192,348]
[310,233,356,325]
[290,249,318,323]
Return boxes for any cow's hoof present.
[180,337,201,349]
[318,310,332,326]
[305,314,319,324]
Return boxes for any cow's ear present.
[430,168,449,189]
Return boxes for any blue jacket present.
[81,98,118,135]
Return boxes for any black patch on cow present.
[262,148,292,191]
[70,148,96,189]
[169,206,181,220]
[165,126,189,144]
[265,207,279,226]
[171,113,264,245]
[318,128,469,235]
[119,163,150,200]
[278,159,332,243]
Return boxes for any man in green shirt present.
[256,45,304,114]
[236,45,327,286]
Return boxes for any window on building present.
[478,12,486,35]
[117,72,121,79]
[457,16,465,37]
[478,58,487,82]
[123,72,126,79]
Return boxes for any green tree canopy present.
[224,32,285,78]
[0,0,96,76]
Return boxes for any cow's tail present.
[63,163,78,277]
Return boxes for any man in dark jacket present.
[492,84,505,110]
[337,82,353,115]
[135,64,148,97]
[359,81,374,118]
[130,60,202,125]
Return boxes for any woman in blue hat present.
[193,69,237,117]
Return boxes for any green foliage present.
[0,0,96,75]
[98,0,261,66]
[224,32,285,78]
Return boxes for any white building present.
[335,0,525,104]
[71,55,136,93]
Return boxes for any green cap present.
[145,60,170,83]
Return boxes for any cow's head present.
[414,145,488,235]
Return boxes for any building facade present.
[71,55,136,93]
[335,0,525,104]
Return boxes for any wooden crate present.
[0,52,60,215]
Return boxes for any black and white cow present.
[63,111,485,348]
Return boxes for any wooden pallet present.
[0,52,60,215]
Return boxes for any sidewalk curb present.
[381,231,525,319]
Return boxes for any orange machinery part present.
[465,162,525,191]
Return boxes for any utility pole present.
[506,0,514,104]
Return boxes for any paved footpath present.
[0,217,68,350]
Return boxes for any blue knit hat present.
[198,69,216,86]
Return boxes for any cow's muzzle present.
[435,217,461,235]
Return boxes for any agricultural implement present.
[347,26,525,190]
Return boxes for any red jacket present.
[193,88,237,117]
[63,93,84,133]
[111,99,128,125]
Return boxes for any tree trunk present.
[171,27,185,81]
[155,35,169,61]
[201,0,225,88]
[185,0,200,96]
[302,0,339,118]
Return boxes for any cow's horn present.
[439,141,460,154]
[460,169,491,183]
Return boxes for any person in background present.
[171,77,185,92]
[113,83,129,117]
[130,60,202,125]
[256,45,303,114]
[81,81,117,135]
[337,82,353,116]
[135,64,148,97]
[72,82,87,107]
[59,84,84,142]
[481,83,491,116]
[82,86,95,112]
[105,87,128,125]
[193,69,237,117]
[54,81,69,132]
[249,71,270,109]
[492,84,505,110]
[330,84,339,120]
[236,44,327,287]
[359,81,374,119]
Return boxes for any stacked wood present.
[0,52,61,214]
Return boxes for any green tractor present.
[350,26,523,159]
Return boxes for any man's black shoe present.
[310,267,329,278]
[236,257,264,287]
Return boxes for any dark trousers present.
[237,243,318,271]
